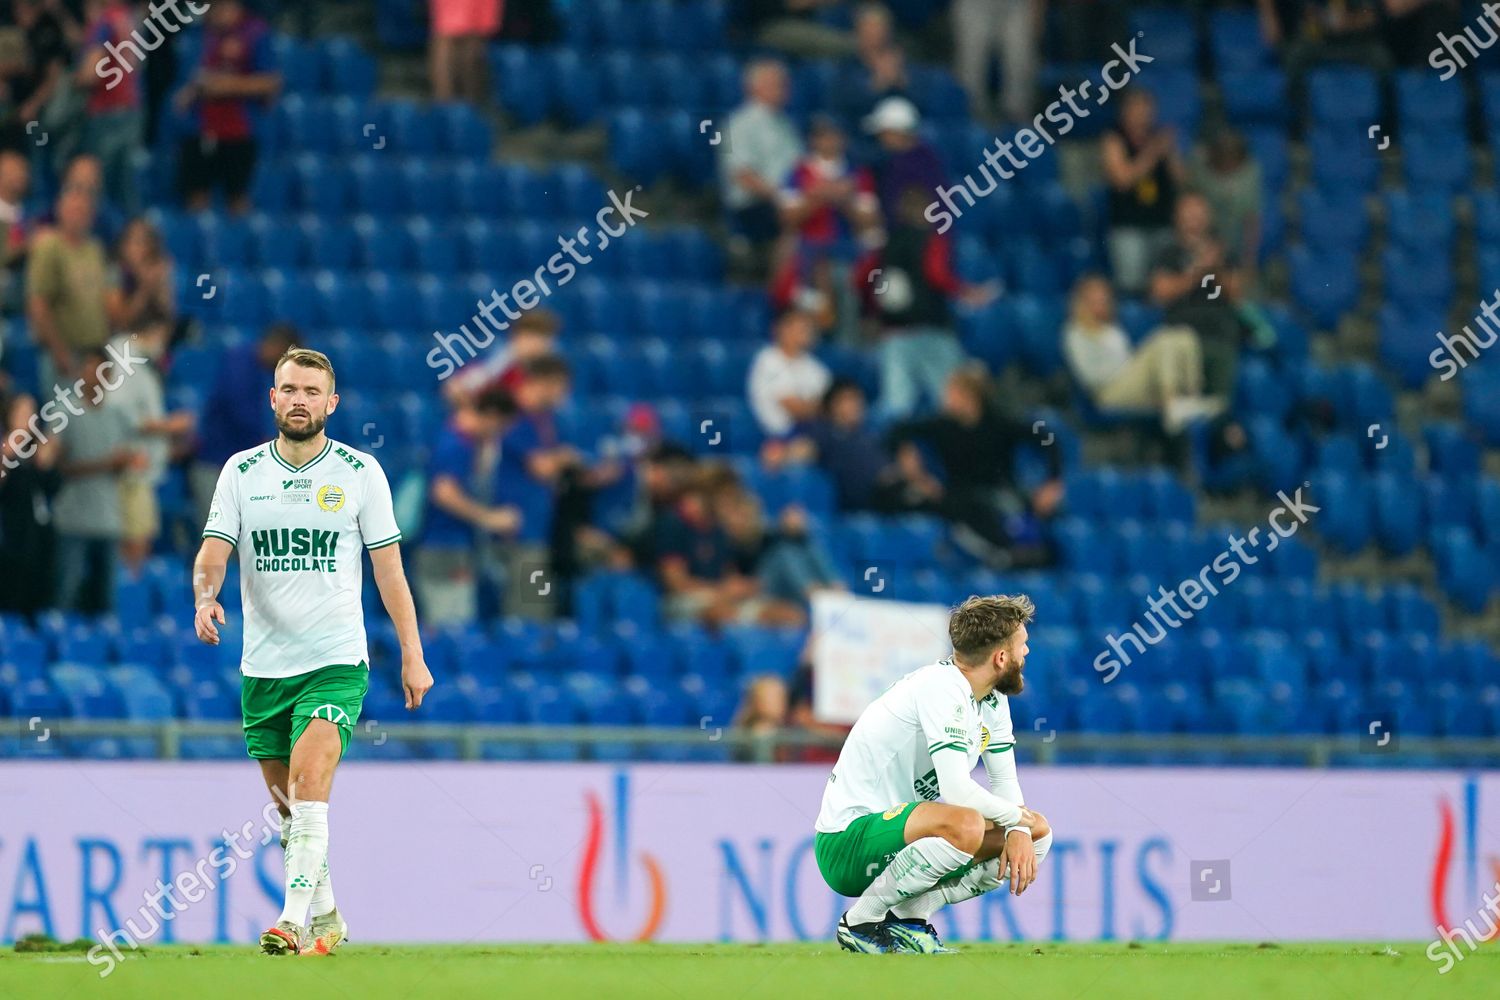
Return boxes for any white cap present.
[862,96,919,134]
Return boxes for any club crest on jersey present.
[317,484,346,512]
[281,477,313,504]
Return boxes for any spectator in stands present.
[720,58,803,252]
[855,187,998,420]
[0,0,77,158]
[444,307,561,404]
[108,329,193,574]
[0,388,59,615]
[0,149,32,313]
[771,116,879,327]
[654,469,805,627]
[853,2,895,65]
[748,309,832,438]
[53,348,145,613]
[495,354,577,620]
[953,0,1039,123]
[106,218,176,353]
[28,183,110,392]
[1194,130,1263,276]
[429,0,500,103]
[843,42,911,121]
[1052,0,1125,63]
[717,486,844,606]
[76,0,145,215]
[781,378,912,513]
[419,388,519,626]
[864,96,945,226]
[891,367,1062,568]
[173,0,280,215]
[47,154,126,246]
[732,674,792,761]
[1101,89,1183,296]
[1148,191,1248,398]
[1258,0,1393,73]
[191,321,298,523]
[742,0,861,58]
[1063,274,1221,432]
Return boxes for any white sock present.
[309,852,335,919]
[280,813,291,850]
[891,831,1055,921]
[278,801,329,926]
[846,837,972,925]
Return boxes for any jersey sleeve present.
[202,460,241,546]
[915,677,972,758]
[983,695,1015,754]
[981,696,1023,805]
[359,459,403,550]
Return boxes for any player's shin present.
[846,837,973,925]
[278,801,330,926]
[892,831,1054,920]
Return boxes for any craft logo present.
[576,771,666,941]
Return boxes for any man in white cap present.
[863,96,947,225]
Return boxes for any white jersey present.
[815,658,1015,833]
[203,438,401,679]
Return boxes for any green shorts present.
[815,802,921,896]
[241,663,369,763]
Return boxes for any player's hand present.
[402,655,433,710]
[194,601,225,645]
[1003,829,1037,895]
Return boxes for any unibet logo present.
[251,527,340,558]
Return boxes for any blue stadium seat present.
[1209,9,1274,70]
[1307,67,1380,126]
[1286,243,1359,328]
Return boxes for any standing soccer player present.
[192,347,433,956]
[814,594,1053,953]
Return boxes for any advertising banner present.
[0,763,1487,951]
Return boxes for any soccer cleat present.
[259,920,304,956]
[303,908,349,956]
[882,915,958,954]
[836,912,892,954]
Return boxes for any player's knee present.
[1029,810,1051,840]
[935,808,986,854]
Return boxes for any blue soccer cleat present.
[836,912,893,953]
[882,915,958,954]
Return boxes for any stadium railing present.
[6,720,1500,766]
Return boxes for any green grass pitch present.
[3,941,1496,999]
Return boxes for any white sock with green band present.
[278,801,329,926]
[846,837,973,925]
[891,831,1054,921]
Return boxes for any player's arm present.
[192,537,233,645]
[368,540,432,710]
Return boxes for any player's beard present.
[995,655,1025,696]
[276,408,326,442]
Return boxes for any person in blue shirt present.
[494,355,579,620]
[190,322,297,526]
[418,388,519,626]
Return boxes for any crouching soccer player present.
[813,594,1052,953]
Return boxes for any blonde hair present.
[274,347,336,392]
[949,594,1035,663]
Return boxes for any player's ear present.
[326,392,339,414]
